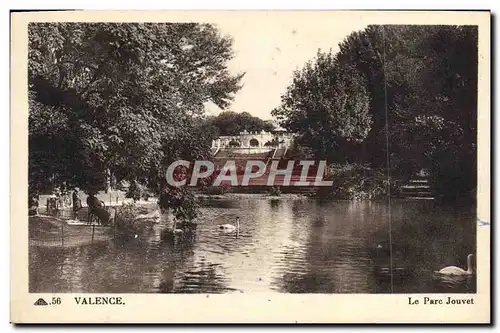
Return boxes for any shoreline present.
[195,192,309,200]
[194,192,442,203]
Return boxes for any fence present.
[30,199,152,247]
[41,204,116,223]
[29,227,65,247]
[29,223,116,247]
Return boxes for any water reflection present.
[30,199,476,294]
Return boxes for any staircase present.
[271,147,287,159]
[210,147,220,157]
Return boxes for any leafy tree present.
[273,25,478,201]
[29,23,242,188]
[29,22,243,216]
[272,50,372,163]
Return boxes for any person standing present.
[72,188,82,220]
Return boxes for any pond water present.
[30,198,476,294]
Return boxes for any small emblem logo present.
[34,298,48,306]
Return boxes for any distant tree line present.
[272,25,478,202]
[204,111,274,136]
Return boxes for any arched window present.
[228,140,241,147]
[249,138,259,147]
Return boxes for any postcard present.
[10,10,490,324]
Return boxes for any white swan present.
[436,254,474,276]
[218,217,240,232]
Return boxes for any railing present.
[42,198,116,225]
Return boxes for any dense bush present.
[158,186,199,223]
[315,164,395,200]
[268,186,282,196]
[115,202,138,229]
[114,202,154,236]
[201,184,231,195]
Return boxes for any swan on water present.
[219,217,239,231]
[436,254,474,276]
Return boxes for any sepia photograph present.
[11,10,490,323]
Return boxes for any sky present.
[203,14,369,121]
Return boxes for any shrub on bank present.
[201,184,231,196]
[115,202,139,229]
[115,201,134,218]
[158,186,199,223]
[268,186,282,196]
[315,164,395,200]
[114,202,153,235]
